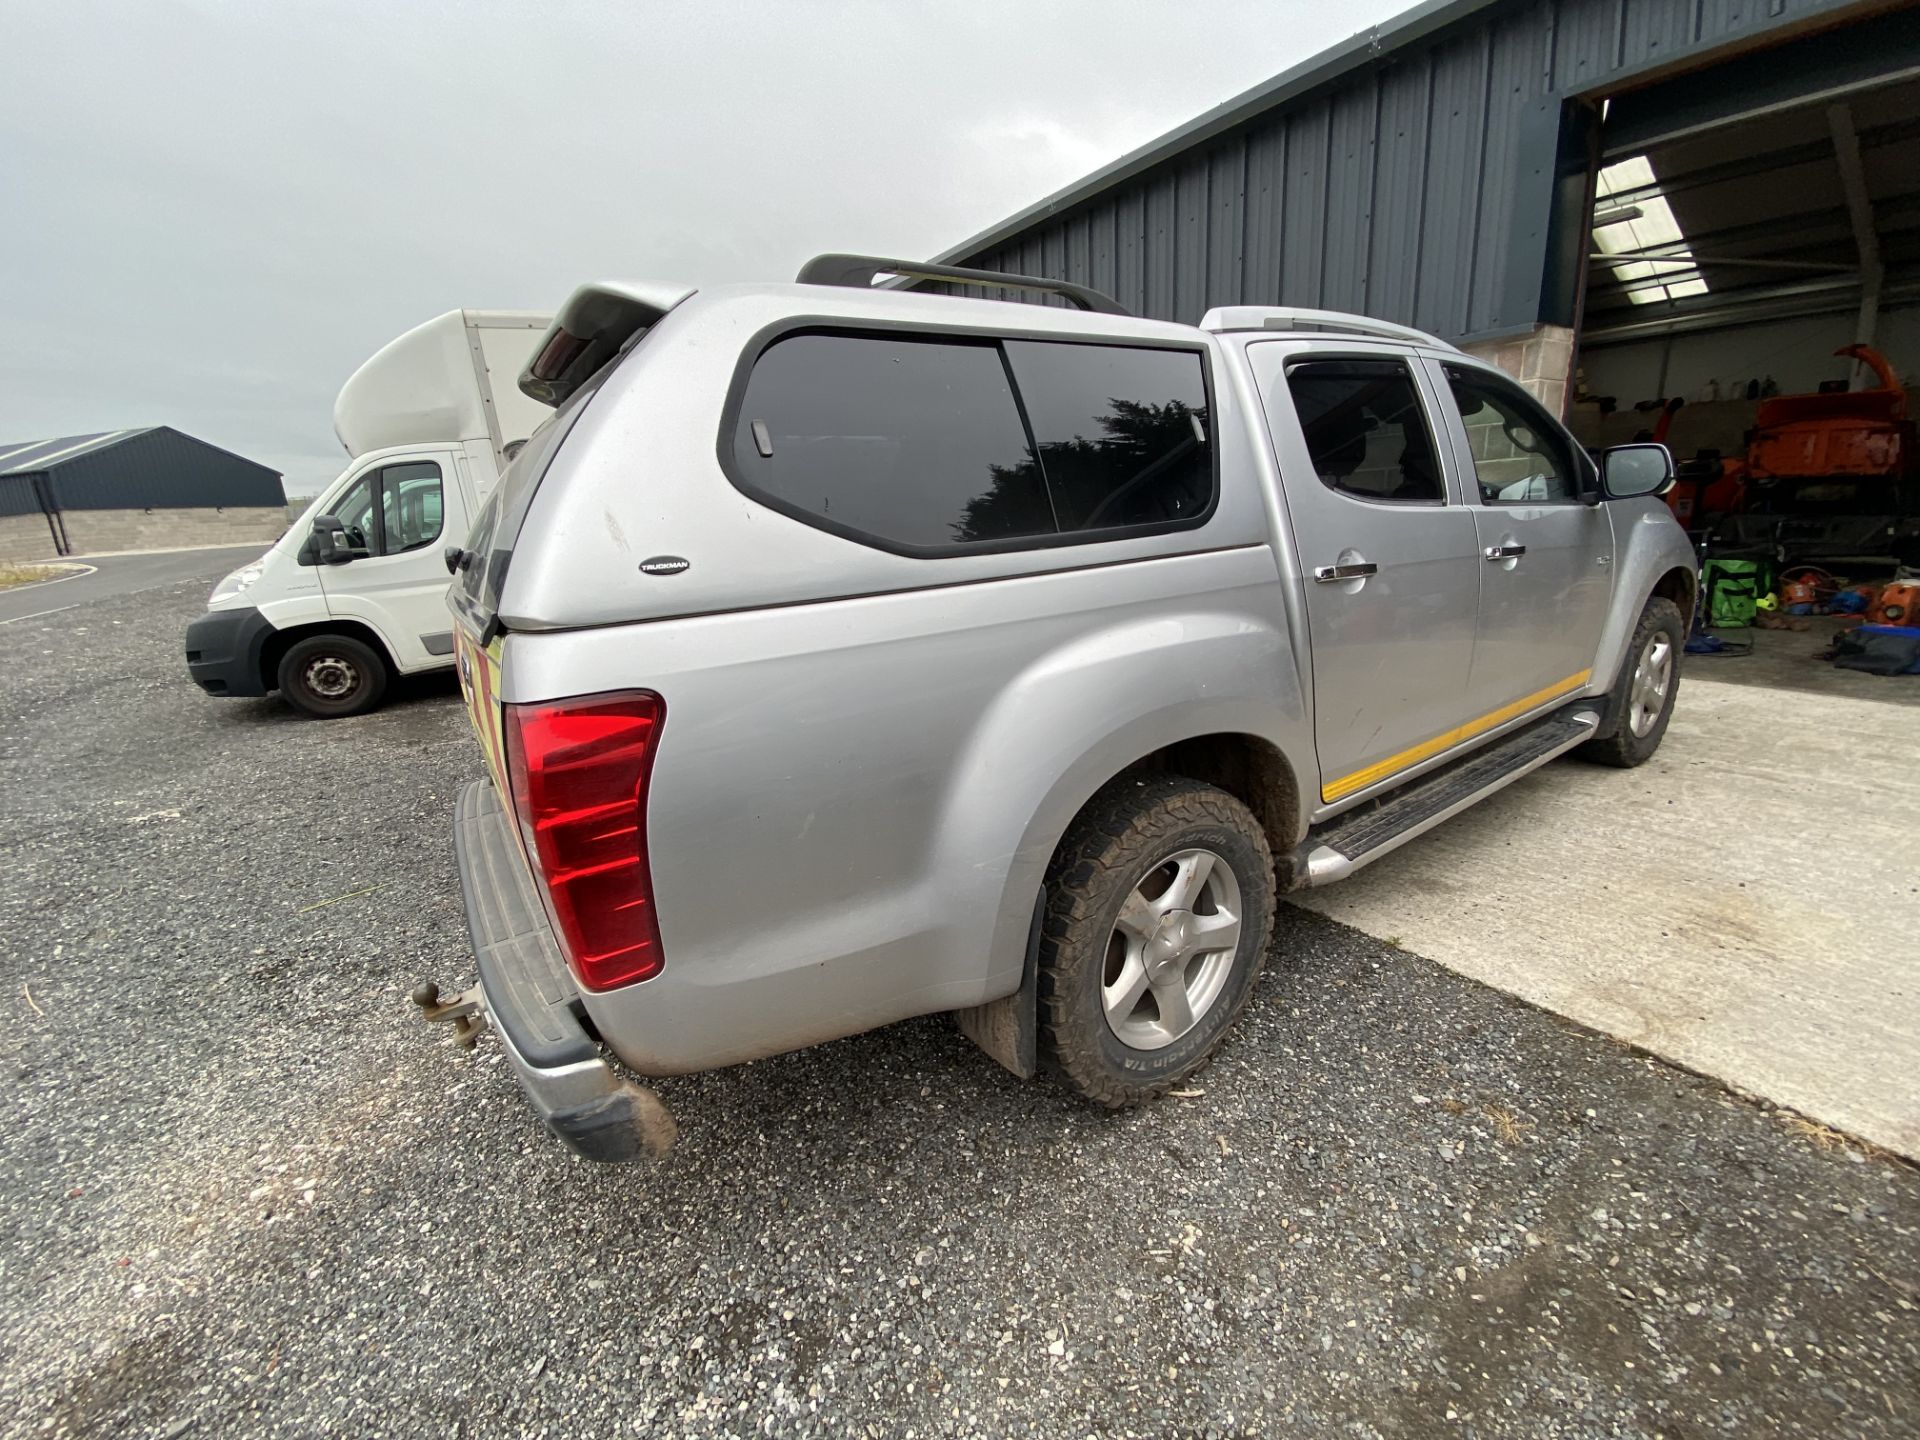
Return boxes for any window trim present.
[1281,354,1452,509]
[715,317,1221,559]
[1441,362,1591,508]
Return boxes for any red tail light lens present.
[504,691,665,991]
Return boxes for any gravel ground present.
[2,573,1916,1440]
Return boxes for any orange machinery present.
[1746,344,1909,481]
[1665,344,1912,528]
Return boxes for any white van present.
[185,309,549,717]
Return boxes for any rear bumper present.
[452,778,676,1162]
[184,606,275,697]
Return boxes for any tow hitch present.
[409,972,677,1162]
[411,981,488,1049]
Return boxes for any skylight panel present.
[1594,155,1708,305]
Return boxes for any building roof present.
[932,0,1499,267]
[0,426,281,480]
[0,429,153,476]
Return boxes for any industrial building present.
[935,0,1920,574]
[0,426,285,563]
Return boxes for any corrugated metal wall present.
[46,428,283,510]
[0,475,44,519]
[946,0,1864,339]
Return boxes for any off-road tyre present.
[1579,596,1684,768]
[1039,774,1275,1107]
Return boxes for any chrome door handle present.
[1484,544,1527,561]
[1313,562,1378,582]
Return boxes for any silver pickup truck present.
[420,255,1695,1162]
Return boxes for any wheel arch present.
[1650,564,1696,633]
[1590,509,1698,700]
[260,620,398,690]
[1122,733,1303,882]
[956,717,1307,1081]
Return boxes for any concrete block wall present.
[57,506,286,556]
[0,514,61,565]
[3,506,285,561]
[1460,324,1576,414]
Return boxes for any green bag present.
[1703,558,1762,628]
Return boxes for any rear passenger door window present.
[728,330,1215,553]
[1284,359,1443,504]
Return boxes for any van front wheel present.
[1039,776,1275,1107]
[278,634,388,719]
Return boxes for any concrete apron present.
[1289,675,1920,1159]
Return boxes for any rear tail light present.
[504,691,665,991]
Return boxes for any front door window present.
[1445,368,1583,505]
[326,461,444,558]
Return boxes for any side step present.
[1299,707,1600,887]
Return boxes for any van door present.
[1424,360,1614,715]
[1248,345,1482,805]
[317,453,462,670]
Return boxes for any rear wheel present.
[1039,775,1275,1106]
[277,634,388,719]
[1579,596,1684,768]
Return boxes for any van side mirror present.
[311,514,354,565]
[1601,443,1676,500]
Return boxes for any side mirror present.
[311,514,353,565]
[1601,443,1676,500]
[443,544,472,576]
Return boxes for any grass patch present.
[0,562,77,591]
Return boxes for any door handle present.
[1484,544,1527,561]
[1313,562,1378,583]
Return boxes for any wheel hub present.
[305,656,358,700]
[1143,910,1196,982]
[1102,849,1244,1052]
[1628,634,1672,737]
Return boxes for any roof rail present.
[1198,305,1458,351]
[796,253,1132,316]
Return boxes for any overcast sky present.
[1,0,1409,497]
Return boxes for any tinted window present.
[1444,366,1582,504]
[733,333,1049,548]
[1003,341,1211,532]
[1283,359,1443,503]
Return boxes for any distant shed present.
[0,426,285,561]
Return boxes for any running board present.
[1300,707,1600,887]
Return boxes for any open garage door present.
[1568,9,1920,594]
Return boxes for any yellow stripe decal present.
[1321,668,1593,803]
